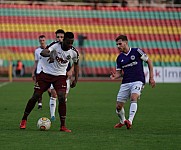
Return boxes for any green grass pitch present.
[0,81,181,150]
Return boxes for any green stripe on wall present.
[1,8,180,19]
[3,60,34,67]
[85,61,116,68]
[0,39,180,49]
[2,60,180,68]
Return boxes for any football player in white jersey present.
[49,29,74,121]
[31,35,46,109]
[20,32,79,132]
[110,34,156,129]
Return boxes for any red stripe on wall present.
[1,4,181,12]
[1,32,180,41]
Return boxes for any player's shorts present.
[35,72,67,95]
[49,79,70,94]
[117,81,144,103]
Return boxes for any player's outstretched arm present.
[70,62,79,88]
[147,58,156,88]
[110,70,122,80]
[32,60,38,81]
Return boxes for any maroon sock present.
[58,102,66,127]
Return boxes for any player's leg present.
[125,81,144,129]
[47,88,51,97]
[53,75,71,132]
[20,91,42,129]
[34,74,43,109]
[37,96,42,109]
[114,102,126,128]
[20,72,51,129]
[65,79,71,102]
[114,83,130,128]
[49,85,57,121]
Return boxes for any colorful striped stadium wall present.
[0,3,180,77]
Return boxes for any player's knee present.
[116,102,124,112]
[57,91,65,103]
[51,89,57,98]
[116,105,122,112]
[30,92,41,102]
[131,93,139,101]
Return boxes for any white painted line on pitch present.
[0,82,10,88]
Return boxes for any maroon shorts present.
[35,72,67,95]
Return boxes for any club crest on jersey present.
[131,55,135,60]
[66,55,71,60]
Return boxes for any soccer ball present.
[37,117,51,131]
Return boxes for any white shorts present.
[50,79,71,94]
[117,81,144,103]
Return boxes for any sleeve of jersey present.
[46,41,58,52]
[34,50,38,61]
[72,47,79,64]
[116,56,122,71]
[137,48,148,62]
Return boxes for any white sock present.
[38,103,42,106]
[49,97,56,117]
[129,101,137,124]
[116,107,126,124]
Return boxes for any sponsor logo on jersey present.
[122,61,138,68]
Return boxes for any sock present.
[38,103,42,106]
[129,101,137,124]
[38,96,42,105]
[58,102,66,127]
[116,107,126,124]
[49,97,56,117]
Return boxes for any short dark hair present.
[55,29,65,34]
[115,35,128,42]
[39,35,46,38]
[64,32,74,39]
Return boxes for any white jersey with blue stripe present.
[116,47,148,84]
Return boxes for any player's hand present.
[32,74,36,81]
[47,57,54,63]
[70,80,77,88]
[149,78,156,88]
[110,71,116,80]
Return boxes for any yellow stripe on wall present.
[0,53,34,60]
[1,24,180,34]
[1,52,180,62]
[84,54,117,61]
